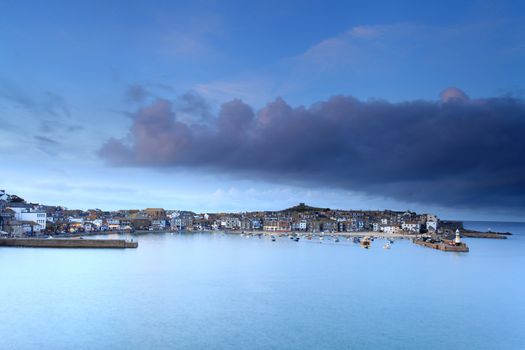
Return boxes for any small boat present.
[271,235,276,242]
[334,237,340,242]
[383,243,391,249]
[353,237,360,244]
[361,237,371,249]
[294,237,300,242]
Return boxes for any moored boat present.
[361,237,371,249]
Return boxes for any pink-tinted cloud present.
[440,87,470,103]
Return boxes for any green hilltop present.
[282,203,330,213]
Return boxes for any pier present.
[413,239,469,252]
[461,230,510,239]
[0,238,138,249]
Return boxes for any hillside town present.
[0,190,464,238]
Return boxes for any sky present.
[1,0,524,221]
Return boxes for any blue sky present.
[1,0,524,220]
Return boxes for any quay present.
[413,239,469,252]
[413,229,469,252]
[0,238,138,249]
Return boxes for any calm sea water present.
[0,221,524,350]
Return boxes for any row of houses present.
[1,192,441,236]
[0,192,48,236]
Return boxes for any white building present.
[92,219,103,228]
[401,221,421,233]
[107,219,120,225]
[221,217,241,230]
[151,219,167,230]
[9,207,47,233]
[68,217,84,224]
[381,225,402,235]
[298,220,307,230]
[426,214,438,232]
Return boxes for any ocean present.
[0,221,524,349]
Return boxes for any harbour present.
[0,221,523,350]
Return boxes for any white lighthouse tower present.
[455,229,461,244]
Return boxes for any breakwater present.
[461,230,510,239]
[414,239,469,252]
[0,238,138,249]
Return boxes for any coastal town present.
[0,189,511,252]
[1,189,457,236]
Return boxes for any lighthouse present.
[455,229,461,244]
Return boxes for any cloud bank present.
[100,88,525,210]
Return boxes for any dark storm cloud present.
[99,88,525,209]
[177,92,212,122]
